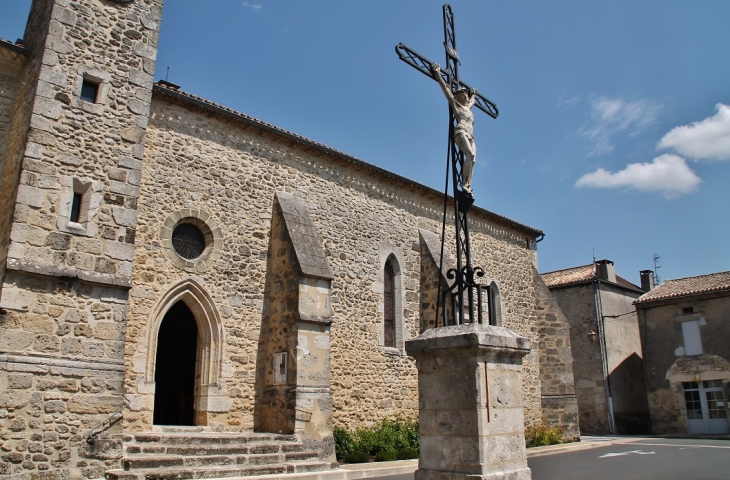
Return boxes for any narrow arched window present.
[488,281,503,326]
[384,261,396,348]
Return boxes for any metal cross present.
[396,4,499,327]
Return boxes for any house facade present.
[542,260,651,434]
[635,271,730,435]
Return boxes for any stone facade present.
[542,261,650,435]
[0,0,161,478]
[0,1,578,479]
[532,271,579,440]
[635,274,730,434]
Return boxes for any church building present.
[0,1,578,479]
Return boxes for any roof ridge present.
[541,263,593,276]
[661,270,730,283]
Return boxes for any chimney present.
[640,270,656,292]
[595,259,616,283]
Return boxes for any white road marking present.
[599,450,655,458]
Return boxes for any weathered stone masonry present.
[0,1,577,479]
[1,0,162,478]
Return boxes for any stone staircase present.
[105,428,335,480]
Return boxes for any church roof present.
[0,36,29,55]
[635,270,730,305]
[542,263,643,292]
[151,82,544,239]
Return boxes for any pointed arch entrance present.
[146,278,225,426]
[153,301,198,425]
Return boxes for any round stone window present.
[172,223,206,259]
[161,210,222,273]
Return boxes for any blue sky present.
[3,1,729,285]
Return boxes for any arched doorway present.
[153,301,198,425]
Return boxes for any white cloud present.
[575,154,701,198]
[580,97,661,156]
[657,103,730,162]
[242,2,262,12]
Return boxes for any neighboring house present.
[635,271,730,435]
[542,260,651,434]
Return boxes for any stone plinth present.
[406,323,532,480]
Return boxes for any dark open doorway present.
[153,301,198,425]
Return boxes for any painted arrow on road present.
[599,450,655,458]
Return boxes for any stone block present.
[0,330,36,350]
[94,322,125,341]
[22,314,55,334]
[7,374,33,390]
[112,207,138,227]
[56,154,82,166]
[121,126,145,144]
[0,288,34,311]
[118,156,143,170]
[0,391,31,409]
[104,241,134,261]
[34,97,63,120]
[110,181,140,197]
[16,184,45,208]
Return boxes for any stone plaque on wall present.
[274,352,287,385]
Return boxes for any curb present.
[525,436,656,458]
[234,461,418,480]
[218,437,653,480]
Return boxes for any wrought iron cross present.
[396,4,499,326]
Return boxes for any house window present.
[383,261,396,348]
[70,192,83,223]
[80,79,99,103]
[682,306,695,315]
[681,320,703,356]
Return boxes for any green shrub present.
[334,416,419,462]
[343,451,370,464]
[333,426,356,460]
[375,450,398,462]
[396,448,419,460]
[524,426,563,448]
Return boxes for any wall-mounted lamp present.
[587,328,598,343]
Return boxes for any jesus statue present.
[431,63,477,196]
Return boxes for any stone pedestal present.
[405,323,532,480]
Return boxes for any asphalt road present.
[529,438,730,480]
[373,438,730,480]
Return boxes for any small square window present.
[682,306,694,315]
[80,79,99,103]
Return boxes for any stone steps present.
[105,461,332,480]
[105,430,334,480]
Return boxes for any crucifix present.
[396,4,499,326]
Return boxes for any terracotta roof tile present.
[635,270,730,304]
[0,36,29,54]
[151,82,544,238]
[542,263,643,293]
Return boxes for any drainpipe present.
[593,279,616,434]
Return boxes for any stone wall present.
[638,293,730,434]
[0,1,162,479]
[0,272,128,479]
[533,269,579,440]
[551,280,648,435]
[122,94,545,433]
